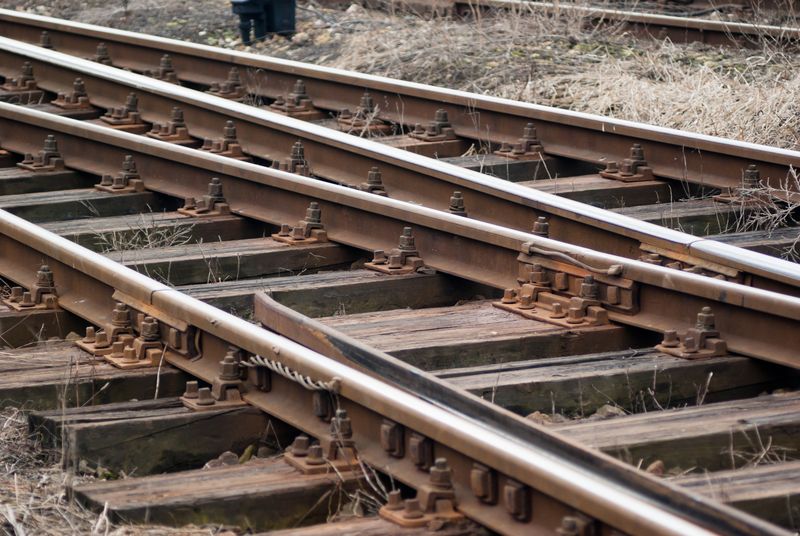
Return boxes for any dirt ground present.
[0,1,799,534]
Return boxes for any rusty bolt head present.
[43,135,58,154]
[532,216,549,237]
[412,123,425,135]
[73,78,87,97]
[124,93,138,112]
[501,288,518,304]
[518,292,535,310]
[111,302,130,326]
[331,409,353,439]
[433,109,449,124]
[223,120,236,141]
[449,191,466,216]
[170,107,184,124]
[9,287,22,302]
[683,335,698,353]
[306,444,325,465]
[140,316,160,341]
[292,79,307,97]
[290,435,310,457]
[305,202,322,224]
[522,123,538,140]
[498,141,512,153]
[94,331,110,349]
[183,380,199,399]
[290,140,305,160]
[630,143,645,162]
[21,62,34,78]
[35,265,54,288]
[160,54,174,70]
[696,306,715,331]
[550,302,566,318]
[39,31,53,48]
[359,90,374,112]
[566,306,584,324]
[371,250,388,265]
[122,346,137,363]
[201,138,213,150]
[367,167,383,186]
[398,227,416,252]
[660,330,680,348]
[19,291,34,307]
[218,351,240,381]
[402,498,424,520]
[96,42,110,60]
[208,177,224,198]
[604,160,619,173]
[196,387,215,406]
[429,458,453,488]
[100,174,113,186]
[386,490,403,511]
[227,67,242,84]
[742,164,760,188]
[580,275,598,300]
[83,327,96,344]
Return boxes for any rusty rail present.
[0,132,787,536]
[1,36,799,299]
[2,102,799,370]
[453,1,800,46]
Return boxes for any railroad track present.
[325,0,800,47]
[0,16,800,536]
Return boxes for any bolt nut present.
[183,380,199,399]
[290,435,310,457]
[196,387,215,406]
[402,498,424,520]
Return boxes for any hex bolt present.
[331,409,353,440]
[371,250,388,265]
[201,138,213,150]
[580,275,598,300]
[566,306,584,324]
[683,335,698,353]
[660,330,680,348]
[83,327,96,344]
[99,174,113,187]
[111,302,130,327]
[518,293,535,310]
[429,458,453,488]
[218,351,240,381]
[196,387,215,406]
[501,288,518,304]
[289,435,311,457]
[412,123,425,135]
[95,42,111,64]
[306,444,325,465]
[449,191,467,216]
[183,380,199,399]
[497,141,512,153]
[122,346,137,364]
[522,123,538,141]
[742,164,760,189]
[402,498,424,520]
[292,79,308,99]
[39,31,53,49]
[140,316,160,341]
[159,54,174,72]
[397,227,416,252]
[359,90,375,113]
[9,287,22,302]
[532,216,549,237]
[223,120,237,142]
[433,109,449,124]
[550,302,566,319]
[110,341,125,357]
[305,202,322,225]
[696,306,715,331]
[278,223,292,237]
[19,292,34,308]
[385,490,404,511]
[170,106,185,126]
[366,167,383,187]
[630,143,646,163]
[604,160,619,174]
[290,140,306,161]
[94,331,110,349]
[207,177,224,200]
[182,197,196,210]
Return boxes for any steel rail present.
[453,1,800,46]
[2,102,799,370]
[1,37,800,299]
[1,10,797,194]
[0,201,788,536]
